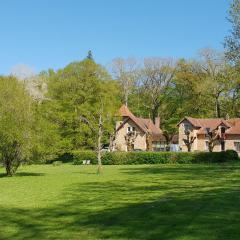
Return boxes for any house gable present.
[178,116,240,153]
[116,117,146,135]
[114,105,167,151]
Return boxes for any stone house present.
[113,105,166,151]
[178,117,240,153]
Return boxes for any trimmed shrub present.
[72,150,239,165]
[46,152,74,164]
[225,150,239,161]
[57,152,74,163]
[194,152,225,163]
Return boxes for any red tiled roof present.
[118,105,134,117]
[116,105,165,141]
[226,119,240,134]
[179,117,240,135]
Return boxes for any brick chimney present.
[155,117,161,128]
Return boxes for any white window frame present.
[234,142,240,152]
[127,126,136,133]
[205,141,209,152]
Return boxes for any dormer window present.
[183,123,190,131]
[220,126,226,139]
[127,126,135,133]
[221,127,225,134]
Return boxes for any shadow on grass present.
[119,164,240,180]
[0,172,44,178]
[71,171,97,175]
[1,173,240,239]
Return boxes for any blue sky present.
[0,0,231,75]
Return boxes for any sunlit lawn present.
[0,163,240,240]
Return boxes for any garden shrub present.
[225,149,239,161]
[46,152,74,164]
[72,150,239,165]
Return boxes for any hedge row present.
[72,150,239,165]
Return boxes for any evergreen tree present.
[86,50,94,61]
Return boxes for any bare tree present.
[111,58,138,106]
[10,64,35,80]
[11,65,49,102]
[199,48,230,118]
[78,101,106,174]
[109,131,116,152]
[97,110,103,174]
[205,128,220,152]
[139,58,175,123]
[146,132,153,151]
[125,131,138,151]
[183,130,196,152]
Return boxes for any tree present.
[86,50,94,61]
[146,132,153,151]
[30,101,65,163]
[0,76,33,176]
[78,102,105,174]
[47,59,120,168]
[10,64,35,80]
[139,58,175,123]
[151,59,204,144]
[47,59,106,151]
[111,58,138,107]
[79,84,119,173]
[97,109,103,173]
[228,67,240,117]
[224,0,240,117]
[205,128,220,152]
[199,48,230,118]
[125,131,138,151]
[225,0,240,64]
[183,130,196,152]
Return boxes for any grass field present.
[0,163,240,240]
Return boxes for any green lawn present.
[0,163,240,240]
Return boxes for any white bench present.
[82,160,91,165]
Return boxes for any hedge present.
[73,149,239,165]
[46,152,74,164]
[72,150,98,164]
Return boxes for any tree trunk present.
[208,143,214,152]
[97,113,102,174]
[5,159,13,177]
[151,104,159,124]
[109,132,116,152]
[146,133,153,151]
[215,97,221,118]
[232,86,240,116]
[124,94,128,107]
[163,131,173,151]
